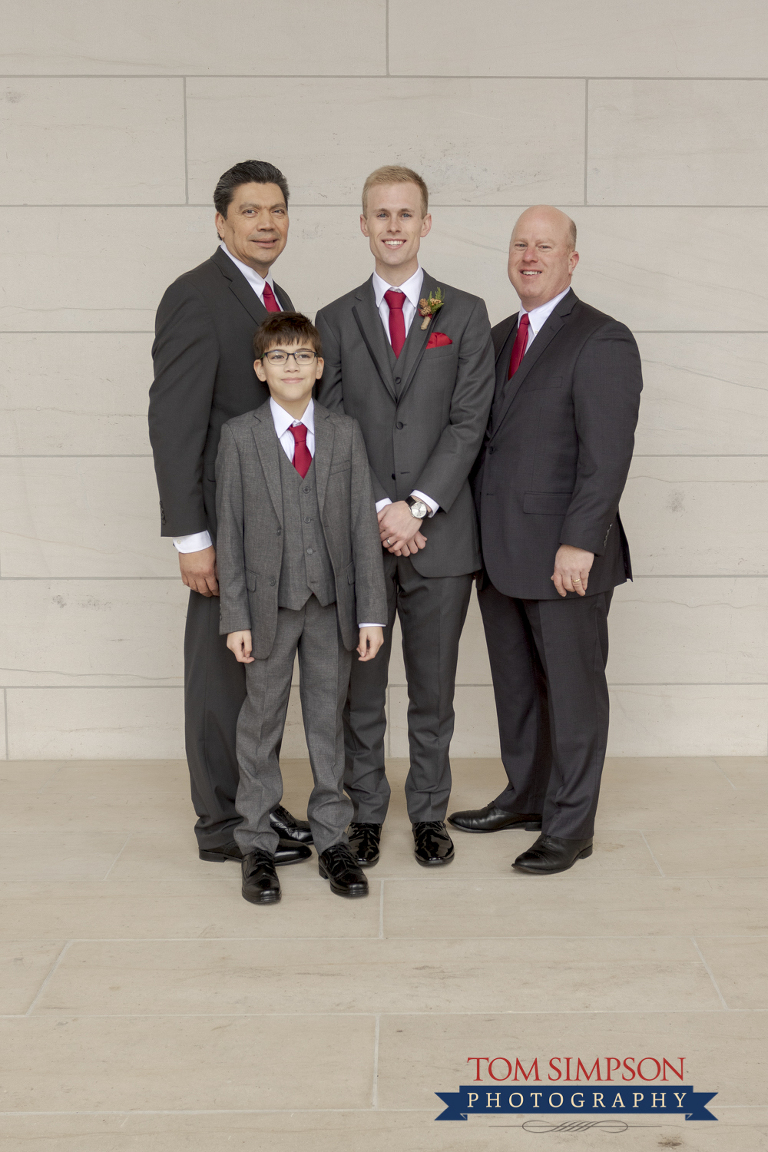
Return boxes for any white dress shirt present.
[518,286,572,352]
[269,397,383,628]
[370,265,438,519]
[173,244,284,555]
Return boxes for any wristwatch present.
[406,496,429,520]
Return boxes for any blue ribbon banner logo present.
[435,1085,717,1122]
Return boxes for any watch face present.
[410,500,428,518]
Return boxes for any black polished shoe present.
[413,821,455,867]
[448,802,542,834]
[513,834,593,875]
[347,822,382,867]
[241,850,281,905]
[199,838,311,867]
[270,804,313,844]
[318,842,369,898]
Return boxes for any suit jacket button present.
[306,547,314,555]
[276,528,281,535]
[488,446,496,454]
[303,486,311,493]
[391,473,396,480]
[396,421,404,429]
[395,376,401,384]
[269,578,276,586]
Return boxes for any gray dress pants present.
[343,552,472,825]
[234,596,353,857]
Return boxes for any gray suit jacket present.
[474,288,643,600]
[315,271,495,578]
[215,400,387,658]
[149,246,294,539]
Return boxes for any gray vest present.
[277,448,336,611]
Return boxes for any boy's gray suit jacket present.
[215,399,387,658]
[315,271,495,578]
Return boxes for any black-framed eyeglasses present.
[261,349,318,366]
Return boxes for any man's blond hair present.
[362,165,429,217]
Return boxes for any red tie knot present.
[262,282,280,313]
[290,422,307,444]
[384,289,405,311]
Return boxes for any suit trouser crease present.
[233,596,353,857]
[184,590,246,849]
[479,585,611,840]
[344,552,472,824]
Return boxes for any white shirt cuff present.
[359,623,386,628]
[375,498,392,514]
[411,490,438,517]
[173,530,213,553]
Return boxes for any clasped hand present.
[551,544,594,597]
[378,501,426,556]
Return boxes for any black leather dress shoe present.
[448,802,542,833]
[513,834,593,875]
[241,850,281,904]
[318,843,369,898]
[347,822,382,867]
[199,838,311,867]
[269,804,313,844]
[413,821,455,867]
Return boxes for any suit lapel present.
[212,246,287,326]
[250,407,284,526]
[352,279,397,402]
[312,404,334,514]
[397,270,442,401]
[489,290,577,440]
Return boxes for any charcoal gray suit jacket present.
[315,271,495,578]
[215,400,387,658]
[149,246,294,539]
[474,288,643,600]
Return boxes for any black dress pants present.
[184,589,246,849]
[478,582,613,840]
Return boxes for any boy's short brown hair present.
[252,312,323,359]
[362,165,429,217]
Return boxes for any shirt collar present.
[372,266,424,311]
[219,241,276,295]
[520,286,572,336]
[270,396,314,438]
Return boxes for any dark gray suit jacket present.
[215,400,387,658]
[315,271,495,578]
[474,289,643,600]
[149,246,294,539]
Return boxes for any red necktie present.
[508,312,530,378]
[384,289,406,358]
[262,282,280,313]
[289,423,311,479]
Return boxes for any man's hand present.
[179,545,219,597]
[227,630,254,663]
[551,545,595,597]
[357,626,384,662]
[378,502,425,555]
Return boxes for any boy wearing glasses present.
[215,312,387,905]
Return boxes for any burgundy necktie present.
[384,289,406,358]
[289,423,311,479]
[262,282,280,313]
[508,312,531,378]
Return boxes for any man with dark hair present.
[316,166,495,869]
[149,160,311,867]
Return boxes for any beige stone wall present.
[1,0,766,759]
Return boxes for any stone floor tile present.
[0,878,381,941]
[34,936,721,1017]
[0,940,64,1014]
[644,829,768,877]
[5,791,191,834]
[376,1011,768,1112]
[383,875,768,939]
[0,832,129,881]
[0,1013,375,1111]
[0,760,67,795]
[695,937,768,1010]
[38,759,189,795]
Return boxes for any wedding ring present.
[573,577,581,584]
[386,538,392,545]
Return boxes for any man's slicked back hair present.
[362,165,429,217]
[253,312,322,359]
[214,160,290,219]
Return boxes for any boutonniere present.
[418,287,445,330]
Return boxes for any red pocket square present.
[425,331,453,349]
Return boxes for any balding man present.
[449,206,643,874]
